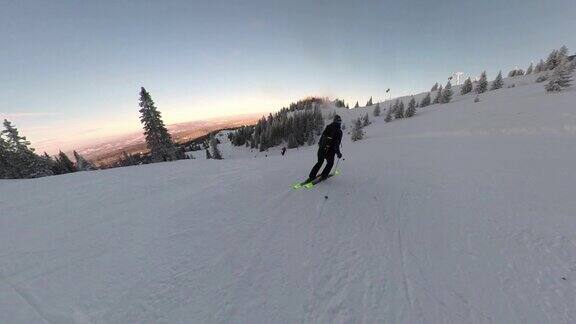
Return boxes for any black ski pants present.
[309,149,335,179]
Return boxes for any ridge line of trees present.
[229,97,325,151]
[0,119,97,179]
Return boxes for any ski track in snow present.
[2,73,576,323]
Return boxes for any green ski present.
[292,175,321,189]
[304,170,339,188]
[293,171,340,189]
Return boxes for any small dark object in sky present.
[324,196,328,199]
[562,277,567,280]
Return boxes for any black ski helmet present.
[333,114,342,124]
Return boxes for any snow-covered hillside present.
[2,75,576,323]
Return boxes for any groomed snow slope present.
[2,78,576,323]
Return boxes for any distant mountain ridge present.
[78,113,262,166]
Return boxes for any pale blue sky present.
[1,0,575,152]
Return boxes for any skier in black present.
[306,114,343,182]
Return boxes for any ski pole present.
[334,142,342,173]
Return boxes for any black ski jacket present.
[318,122,342,155]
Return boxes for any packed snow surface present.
[2,77,576,323]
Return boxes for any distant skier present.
[306,114,343,182]
[281,147,286,156]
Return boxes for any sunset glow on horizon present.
[2,0,575,154]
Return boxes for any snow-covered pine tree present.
[138,87,177,163]
[433,85,443,104]
[547,45,569,71]
[391,100,398,112]
[2,119,30,151]
[30,154,53,178]
[354,101,360,108]
[229,125,253,146]
[57,151,76,173]
[491,70,504,90]
[558,45,568,59]
[118,151,138,167]
[546,46,569,71]
[384,108,393,122]
[545,49,559,70]
[405,97,416,117]
[508,69,516,77]
[21,150,51,178]
[395,101,405,118]
[210,134,223,159]
[460,77,473,95]
[300,112,309,142]
[362,114,370,126]
[366,96,373,106]
[39,154,55,175]
[545,56,574,92]
[534,59,545,73]
[2,119,27,178]
[287,133,298,149]
[305,117,315,145]
[373,103,381,116]
[351,118,364,141]
[442,81,453,103]
[419,92,431,107]
[334,98,346,107]
[475,71,488,94]
[431,82,439,91]
[205,148,212,159]
[307,132,315,145]
[44,154,59,174]
[41,154,55,174]
[0,135,14,179]
[258,135,267,152]
[313,106,324,135]
[526,63,533,75]
[515,69,525,76]
[2,119,52,178]
[73,151,96,171]
[175,146,186,160]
